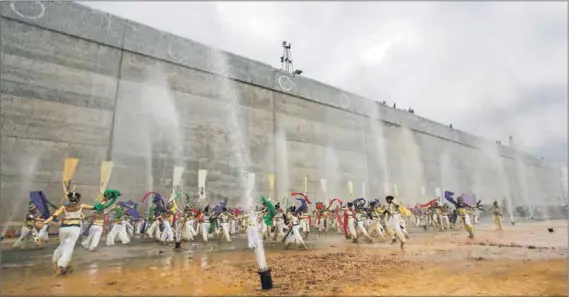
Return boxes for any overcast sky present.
[83,1,567,165]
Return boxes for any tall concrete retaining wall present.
[1,2,564,221]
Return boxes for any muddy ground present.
[1,220,567,296]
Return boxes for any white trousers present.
[201,222,210,242]
[160,221,174,242]
[347,217,357,239]
[135,221,144,234]
[146,220,162,240]
[399,217,409,236]
[463,213,472,227]
[221,222,231,242]
[123,220,134,237]
[231,220,236,234]
[183,220,196,241]
[273,220,286,240]
[53,226,80,268]
[357,220,372,240]
[285,225,305,246]
[318,217,326,231]
[38,224,49,241]
[431,213,439,227]
[387,214,406,243]
[81,225,103,251]
[440,215,450,230]
[107,224,130,245]
[367,219,386,238]
[13,226,41,247]
[174,220,182,242]
[300,219,309,233]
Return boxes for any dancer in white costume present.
[182,206,197,241]
[159,202,176,243]
[355,207,373,242]
[284,206,306,249]
[343,202,358,242]
[81,193,113,252]
[366,201,386,240]
[106,206,130,246]
[439,203,451,231]
[41,191,108,275]
[272,204,287,241]
[145,209,162,241]
[199,206,211,243]
[299,210,310,239]
[82,211,105,251]
[246,212,262,249]
[383,196,407,247]
[218,207,235,243]
[43,192,87,275]
[13,204,44,249]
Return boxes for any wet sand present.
[1,220,567,296]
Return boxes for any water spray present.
[171,166,185,250]
[245,175,272,290]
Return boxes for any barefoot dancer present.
[444,192,475,238]
[82,191,118,251]
[489,201,503,230]
[43,192,113,275]
[367,200,386,240]
[284,206,306,249]
[343,202,358,242]
[383,196,407,247]
[13,203,44,249]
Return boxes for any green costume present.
[94,189,121,213]
[208,217,218,234]
[262,196,276,227]
[147,205,156,221]
[112,207,124,222]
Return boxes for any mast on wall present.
[280,41,303,76]
[509,135,516,148]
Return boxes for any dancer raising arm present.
[43,190,118,275]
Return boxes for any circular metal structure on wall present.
[167,43,189,62]
[10,1,45,20]
[339,94,351,108]
[277,75,294,91]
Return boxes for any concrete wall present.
[1,2,564,221]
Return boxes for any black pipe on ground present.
[258,269,273,290]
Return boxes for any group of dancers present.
[14,187,504,276]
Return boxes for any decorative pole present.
[61,158,79,203]
[197,169,208,206]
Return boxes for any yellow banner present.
[268,173,275,192]
[348,181,354,198]
[99,161,114,201]
[62,158,79,202]
[63,158,79,183]
[304,176,308,194]
[393,184,399,198]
